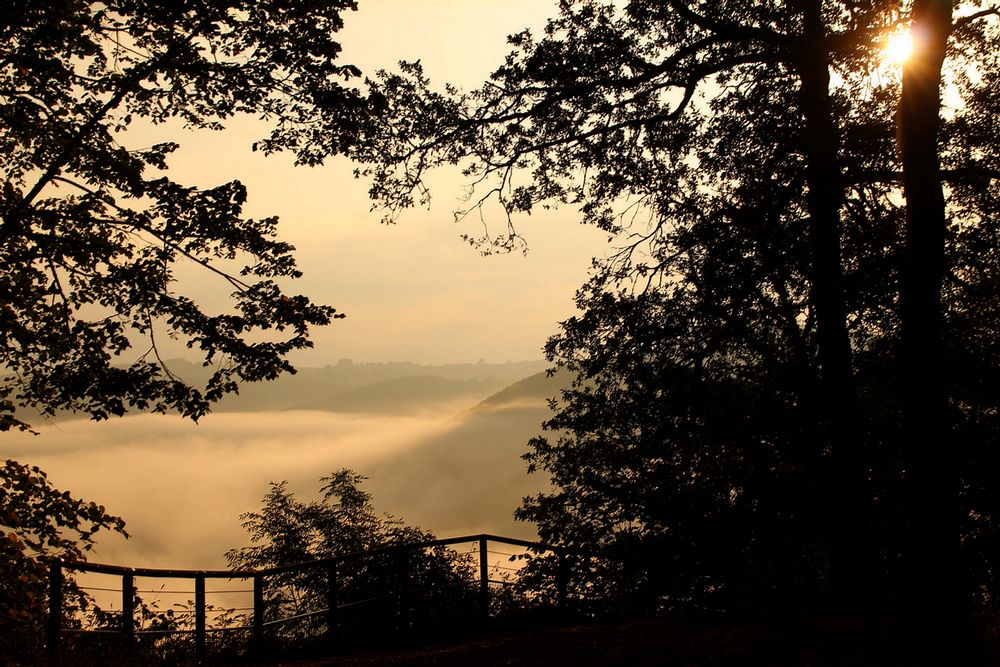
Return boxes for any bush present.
[0,459,127,666]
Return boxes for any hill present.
[291,375,506,414]
[365,369,570,539]
[207,358,548,414]
[39,358,550,420]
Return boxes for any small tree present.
[226,471,475,642]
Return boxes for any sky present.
[136,0,610,367]
[9,1,605,578]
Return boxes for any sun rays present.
[884,28,915,65]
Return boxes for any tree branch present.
[953,6,999,33]
[666,0,788,45]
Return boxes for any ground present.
[271,615,1000,666]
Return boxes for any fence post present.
[325,562,338,642]
[122,573,135,647]
[556,551,569,618]
[47,560,63,667]
[479,538,490,618]
[394,550,410,631]
[252,573,265,650]
[194,574,206,663]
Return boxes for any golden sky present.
[137,0,609,366]
[9,2,602,574]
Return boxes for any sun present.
[884,29,914,65]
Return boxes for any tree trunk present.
[897,0,959,612]
[795,1,873,612]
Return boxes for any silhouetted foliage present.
[353,1,1000,612]
[226,471,477,642]
[0,459,127,666]
[0,0,374,432]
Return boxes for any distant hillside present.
[210,359,550,414]
[366,369,573,539]
[472,369,571,410]
[37,358,551,419]
[292,375,507,414]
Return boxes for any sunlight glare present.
[884,29,914,65]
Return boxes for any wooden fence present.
[47,533,577,665]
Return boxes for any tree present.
[0,459,127,665]
[2,2,379,659]
[351,1,1000,611]
[226,471,476,640]
[895,0,998,612]
[514,53,906,610]
[1,0,374,432]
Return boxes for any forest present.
[353,0,1000,616]
[3,0,1000,663]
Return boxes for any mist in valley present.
[6,361,564,571]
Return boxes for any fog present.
[6,374,559,571]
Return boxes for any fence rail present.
[47,533,579,665]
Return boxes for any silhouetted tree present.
[1,0,375,432]
[352,1,1000,612]
[895,1,996,612]
[226,471,475,640]
[513,65,905,609]
[2,3,379,659]
[0,459,127,665]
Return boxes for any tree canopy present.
[1,0,373,431]
[352,0,1000,612]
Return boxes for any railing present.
[47,534,581,665]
